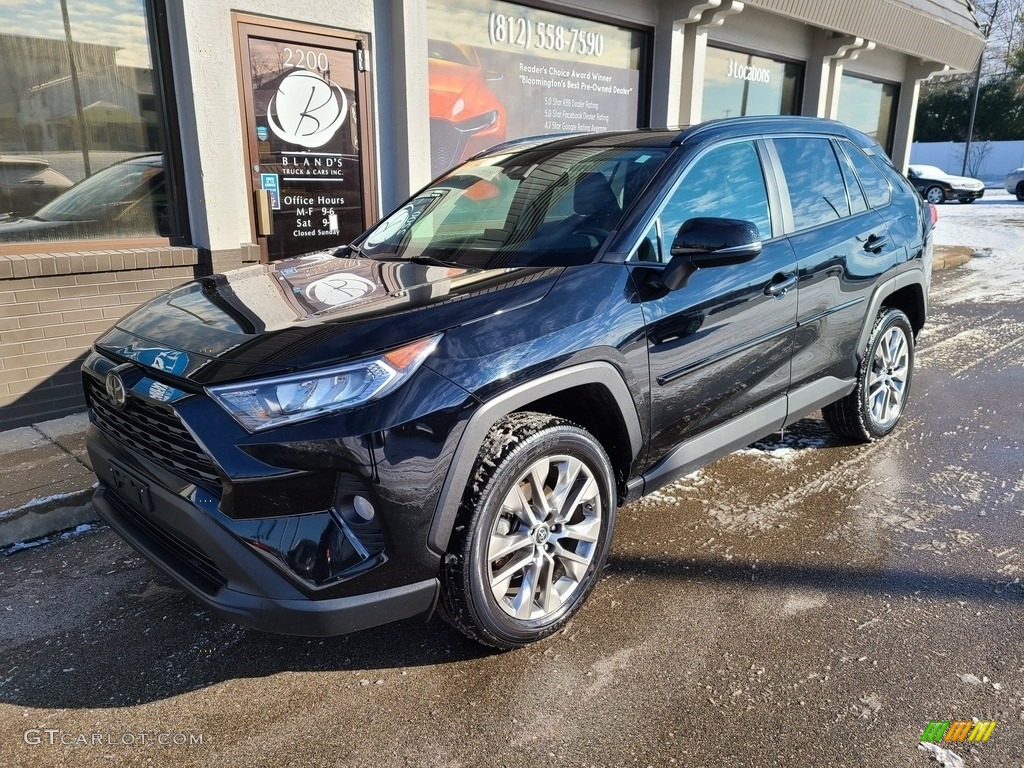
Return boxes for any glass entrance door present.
[236,18,376,261]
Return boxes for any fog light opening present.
[352,495,375,522]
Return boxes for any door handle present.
[864,232,888,253]
[764,272,797,297]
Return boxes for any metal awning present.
[744,0,986,72]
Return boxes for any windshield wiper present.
[407,254,460,267]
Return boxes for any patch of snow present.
[59,523,96,540]
[918,742,964,768]
[735,418,835,461]
[931,190,1024,304]
[3,521,101,556]
[781,590,827,616]
[3,537,50,554]
[957,673,982,685]
[852,693,883,719]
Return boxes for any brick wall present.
[0,247,204,430]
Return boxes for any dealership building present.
[0,0,985,428]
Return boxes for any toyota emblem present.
[105,371,128,410]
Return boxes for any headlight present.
[208,334,441,432]
[455,110,499,133]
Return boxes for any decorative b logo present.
[267,69,348,149]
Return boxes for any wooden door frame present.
[232,13,377,262]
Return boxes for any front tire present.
[823,308,915,443]
[925,185,945,205]
[1016,181,1024,202]
[439,412,616,649]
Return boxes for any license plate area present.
[109,460,153,514]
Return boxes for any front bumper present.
[89,435,438,636]
[81,346,474,636]
[951,188,984,201]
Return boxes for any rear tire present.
[439,412,616,649]
[823,308,915,443]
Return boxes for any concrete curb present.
[1,493,96,549]
[0,246,978,551]
[933,245,976,271]
[0,413,99,549]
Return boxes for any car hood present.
[97,251,561,385]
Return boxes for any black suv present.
[83,117,932,649]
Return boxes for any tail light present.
[929,203,938,225]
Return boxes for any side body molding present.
[426,362,644,554]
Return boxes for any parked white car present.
[906,165,985,204]
[1003,168,1024,200]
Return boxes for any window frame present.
[0,0,187,256]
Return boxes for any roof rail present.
[671,115,856,146]
[467,132,584,160]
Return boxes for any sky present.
[0,0,153,69]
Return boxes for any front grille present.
[430,118,469,174]
[105,490,226,593]
[85,375,222,496]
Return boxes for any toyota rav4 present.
[83,117,932,649]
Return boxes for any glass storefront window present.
[836,74,899,155]
[0,1,175,245]
[702,46,802,121]
[425,0,650,177]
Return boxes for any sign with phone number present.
[488,11,605,57]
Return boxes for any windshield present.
[357,145,669,268]
[36,157,163,222]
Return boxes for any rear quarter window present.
[842,142,893,209]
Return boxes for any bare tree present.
[976,0,1024,75]
[957,139,994,177]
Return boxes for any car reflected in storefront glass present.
[0,154,168,243]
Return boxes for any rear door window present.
[773,137,850,230]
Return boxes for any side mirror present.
[661,218,762,291]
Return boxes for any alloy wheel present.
[868,326,909,428]
[486,454,601,621]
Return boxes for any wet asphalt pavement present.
[1,257,1023,767]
